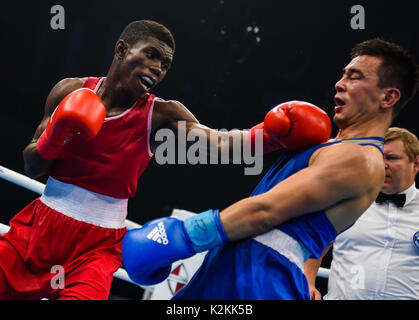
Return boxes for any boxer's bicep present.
[262,143,373,223]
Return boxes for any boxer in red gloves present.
[0,20,331,300]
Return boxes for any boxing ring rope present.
[0,164,330,295]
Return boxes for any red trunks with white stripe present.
[0,197,127,300]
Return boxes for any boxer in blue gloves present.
[122,38,418,300]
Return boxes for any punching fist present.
[247,100,332,153]
[122,210,228,286]
[36,88,106,160]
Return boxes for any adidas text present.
[147,221,169,245]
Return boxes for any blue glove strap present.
[183,209,229,252]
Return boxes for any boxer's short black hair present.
[119,20,175,53]
[351,38,418,119]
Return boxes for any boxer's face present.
[382,139,419,194]
[116,36,173,97]
[333,55,385,128]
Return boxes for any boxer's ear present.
[380,87,400,111]
[115,40,130,61]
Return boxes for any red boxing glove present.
[246,120,290,155]
[247,100,331,154]
[36,88,106,160]
[267,100,331,152]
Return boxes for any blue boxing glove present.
[122,209,228,286]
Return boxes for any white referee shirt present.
[324,183,419,300]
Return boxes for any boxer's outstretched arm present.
[219,142,385,239]
[150,99,246,160]
[150,100,331,162]
[23,78,83,178]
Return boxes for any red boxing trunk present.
[0,199,127,300]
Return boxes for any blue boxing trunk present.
[173,137,384,300]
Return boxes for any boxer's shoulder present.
[310,139,374,165]
[153,98,184,114]
[308,141,383,187]
[52,77,86,94]
[44,77,86,116]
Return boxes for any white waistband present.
[253,229,310,271]
[40,177,128,229]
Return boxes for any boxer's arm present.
[23,78,84,178]
[304,243,333,300]
[218,142,384,239]
[150,99,245,159]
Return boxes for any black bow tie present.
[375,192,406,207]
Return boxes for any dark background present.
[1,0,418,300]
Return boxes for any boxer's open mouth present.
[140,75,155,89]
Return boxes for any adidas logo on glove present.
[147,221,169,245]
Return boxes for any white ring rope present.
[0,165,46,195]
[0,164,329,294]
